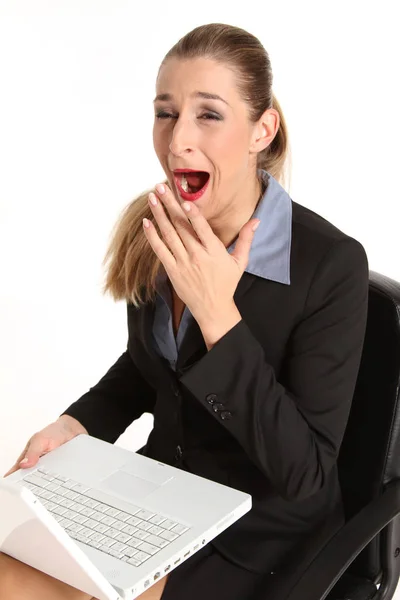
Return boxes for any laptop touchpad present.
[100,470,159,501]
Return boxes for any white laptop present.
[1,434,251,599]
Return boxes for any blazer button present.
[206,393,218,404]
[171,384,180,397]
[220,411,233,420]
[212,403,225,412]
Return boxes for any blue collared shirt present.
[152,168,292,370]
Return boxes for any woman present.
[1,22,369,600]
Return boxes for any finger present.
[154,184,202,252]
[4,439,31,476]
[147,192,188,261]
[231,219,261,271]
[180,200,222,251]
[143,211,177,274]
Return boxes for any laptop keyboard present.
[21,468,190,567]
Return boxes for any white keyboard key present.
[115,532,131,544]
[93,503,109,514]
[124,547,139,558]
[71,483,90,494]
[59,499,75,509]
[145,535,169,549]
[58,518,74,528]
[110,541,129,553]
[101,537,117,548]
[45,483,61,492]
[134,551,151,562]
[23,475,49,487]
[40,491,55,500]
[162,519,178,530]
[136,521,152,531]
[61,480,77,490]
[82,499,99,509]
[137,542,159,555]
[105,527,121,539]
[100,516,116,527]
[53,514,64,522]
[110,521,126,531]
[72,514,88,525]
[79,507,95,518]
[126,516,141,527]
[83,518,99,530]
[121,525,139,536]
[93,523,109,534]
[91,510,106,521]
[104,507,120,518]
[60,509,77,521]
[116,510,138,521]
[105,547,125,559]
[127,557,142,567]
[172,523,189,535]
[134,530,149,541]
[89,532,106,543]
[160,529,179,542]
[67,523,84,533]
[52,506,68,516]
[87,539,102,549]
[70,531,89,544]
[135,509,155,521]
[148,525,164,536]
[126,538,143,549]
[149,514,166,526]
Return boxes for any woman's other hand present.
[3,415,88,477]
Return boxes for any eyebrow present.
[153,91,229,106]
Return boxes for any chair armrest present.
[279,479,400,600]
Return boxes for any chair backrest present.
[338,270,400,581]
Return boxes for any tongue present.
[185,172,208,192]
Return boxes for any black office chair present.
[261,270,400,600]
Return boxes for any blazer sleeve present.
[60,347,157,443]
[179,238,369,502]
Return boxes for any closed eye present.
[155,111,222,121]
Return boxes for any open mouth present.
[173,170,210,201]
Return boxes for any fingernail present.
[183,202,191,212]
[252,220,261,232]
[149,193,157,206]
[20,458,29,464]
[156,183,165,195]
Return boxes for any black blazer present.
[62,200,369,575]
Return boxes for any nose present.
[168,117,195,157]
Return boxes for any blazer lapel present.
[176,272,258,372]
[133,271,258,378]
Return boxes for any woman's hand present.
[3,415,88,477]
[143,182,260,334]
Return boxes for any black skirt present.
[160,542,275,600]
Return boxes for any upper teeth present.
[181,174,189,192]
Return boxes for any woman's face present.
[153,57,272,223]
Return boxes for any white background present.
[0,0,399,593]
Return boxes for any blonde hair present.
[101,23,292,308]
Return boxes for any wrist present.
[58,414,88,436]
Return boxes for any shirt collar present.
[227,169,291,285]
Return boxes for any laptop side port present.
[194,544,199,551]
[164,565,171,573]
[174,558,181,565]
[154,572,161,581]
[144,580,150,588]
[184,551,191,558]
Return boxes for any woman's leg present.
[0,552,169,600]
[0,552,93,599]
